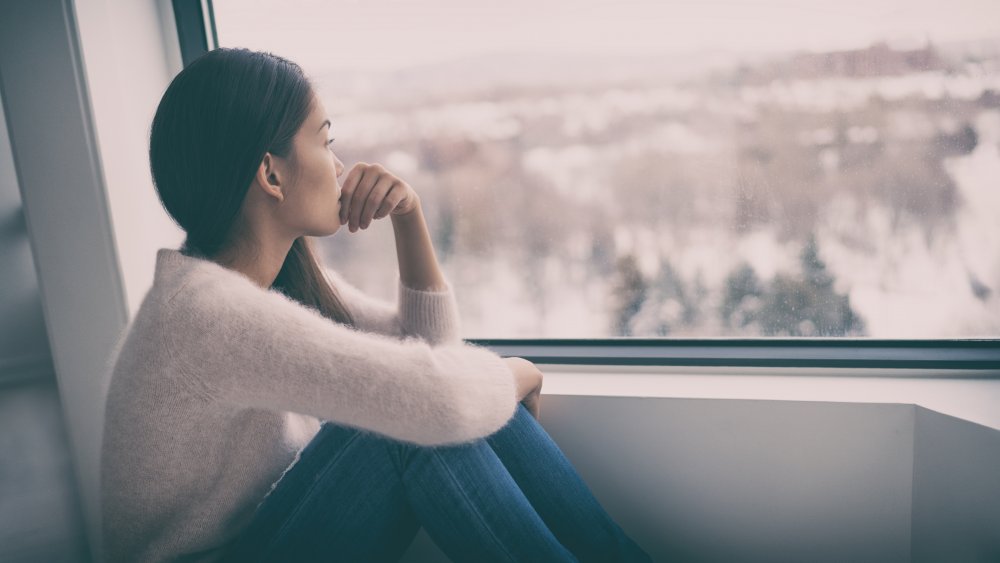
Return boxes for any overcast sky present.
[214,0,1000,73]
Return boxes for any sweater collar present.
[155,247,249,288]
[154,247,339,294]
[155,247,201,276]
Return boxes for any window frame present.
[465,338,1000,371]
[173,0,218,68]
[195,0,1000,374]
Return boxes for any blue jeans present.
[218,403,652,562]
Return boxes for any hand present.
[339,162,421,233]
[521,384,542,421]
[503,357,543,420]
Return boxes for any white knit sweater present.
[99,247,518,563]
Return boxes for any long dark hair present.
[149,47,355,327]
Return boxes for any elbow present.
[425,375,519,447]
[408,342,518,446]
[402,381,517,448]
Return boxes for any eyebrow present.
[317,119,331,133]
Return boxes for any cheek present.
[303,153,336,190]
[310,150,337,181]
[288,159,330,210]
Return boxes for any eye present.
[325,137,336,148]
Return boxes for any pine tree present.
[610,254,648,336]
[721,262,763,331]
[757,234,866,336]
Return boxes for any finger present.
[339,163,367,225]
[520,398,533,417]
[373,184,401,220]
[360,175,396,229]
[525,392,540,419]
[350,165,382,232]
[529,396,540,420]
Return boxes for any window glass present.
[213,0,1000,337]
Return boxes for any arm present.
[165,274,517,446]
[390,199,464,344]
[322,266,463,346]
[390,198,448,292]
[336,165,459,342]
[322,267,401,337]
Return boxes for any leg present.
[219,419,576,563]
[485,403,653,563]
[218,422,421,563]
[387,434,578,562]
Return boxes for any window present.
[210,0,1000,341]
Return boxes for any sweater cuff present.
[434,343,519,443]
[398,276,462,345]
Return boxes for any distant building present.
[738,41,948,84]
[788,41,945,78]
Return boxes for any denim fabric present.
[218,403,652,562]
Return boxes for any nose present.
[334,155,344,177]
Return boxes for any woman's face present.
[278,94,345,237]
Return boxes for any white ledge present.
[537,364,1000,431]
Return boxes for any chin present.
[321,222,341,237]
[307,220,341,238]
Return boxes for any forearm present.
[391,198,449,292]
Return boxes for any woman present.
[100,46,651,563]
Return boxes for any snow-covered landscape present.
[307,39,1000,338]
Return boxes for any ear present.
[254,152,284,203]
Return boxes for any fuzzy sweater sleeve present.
[321,267,462,346]
[164,274,518,446]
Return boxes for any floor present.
[0,376,91,562]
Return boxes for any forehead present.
[310,96,328,122]
[298,97,328,140]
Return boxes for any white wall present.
[71,0,188,559]
[74,0,186,316]
[912,407,1000,561]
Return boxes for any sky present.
[213,0,1000,73]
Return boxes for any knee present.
[381,434,422,475]
[385,433,496,474]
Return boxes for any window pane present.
[213,0,1000,338]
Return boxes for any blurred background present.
[214,0,1000,339]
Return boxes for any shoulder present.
[164,265,308,330]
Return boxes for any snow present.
[741,71,1000,112]
[326,66,1000,338]
[816,110,1000,336]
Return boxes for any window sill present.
[535,363,1000,432]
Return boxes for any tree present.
[610,254,648,336]
[757,234,866,336]
[631,259,684,336]
[721,262,763,332]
